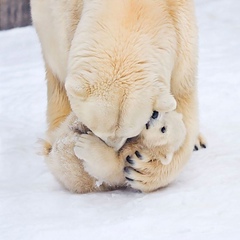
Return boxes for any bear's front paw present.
[74,133,102,161]
[124,151,161,192]
[74,133,117,182]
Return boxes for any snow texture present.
[0,0,240,239]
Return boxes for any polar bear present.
[43,108,186,193]
[31,0,205,193]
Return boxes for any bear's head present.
[66,71,176,151]
[65,13,176,150]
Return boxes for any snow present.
[0,0,240,239]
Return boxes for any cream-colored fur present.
[73,110,187,185]
[43,109,186,193]
[32,0,203,193]
[42,113,113,193]
[43,85,177,193]
[141,111,186,165]
[42,112,125,193]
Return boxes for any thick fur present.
[44,110,186,193]
[141,111,186,165]
[42,113,112,193]
[32,0,200,192]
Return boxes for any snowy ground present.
[0,0,240,239]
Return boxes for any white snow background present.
[0,0,240,239]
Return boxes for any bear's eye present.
[161,126,166,133]
[151,111,159,119]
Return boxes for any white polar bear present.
[32,0,206,193]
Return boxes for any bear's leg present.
[74,133,126,186]
[46,66,71,133]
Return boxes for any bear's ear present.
[65,75,89,101]
[155,92,177,113]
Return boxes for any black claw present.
[125,177,134,182]
[194,145,199,151]
[201,143,207,149]
[135,151,142,159]
[126,156,134,164]
[124,167,130,173]
[146,123,149,129]
[151,111,159,119]
[161,126,167,133]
